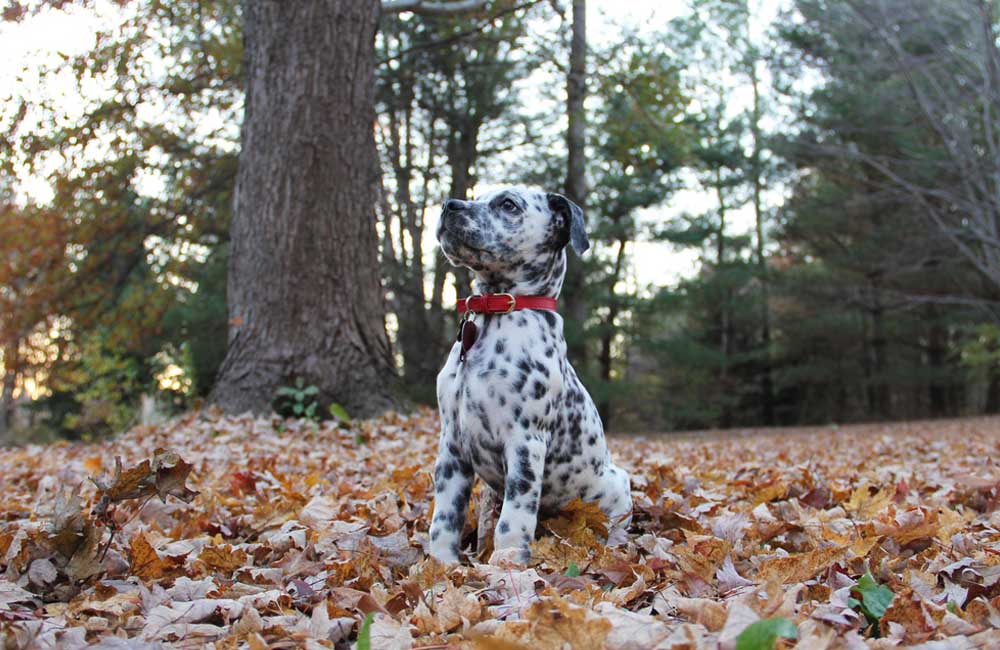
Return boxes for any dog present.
[428,186,632,564]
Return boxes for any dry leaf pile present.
[2,409,1000,649]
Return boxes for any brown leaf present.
[151,448,200,503]
[128,533,183,580]
[196,544,248,574]
[880,588,942,641]
[756,546,846,584]
[844,485,893,520]
[490,595,611,650]
[64,520,104,583]
[542,497,609,543]
[45,486,87,559]
[752,480,789,505]
[101,457,155,502]
[674,533,731,583]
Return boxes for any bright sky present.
[1,0,785,293]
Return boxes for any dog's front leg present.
[428,436,474,564]
[493,438,546,564]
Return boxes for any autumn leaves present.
[2,413,1000,647]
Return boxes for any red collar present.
[457,293,558,315]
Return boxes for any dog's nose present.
[444,199,467,211]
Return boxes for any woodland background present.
[3,0,1000,442]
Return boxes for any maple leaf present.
[878,587,941,641]
[92,448,199,522]
[490,595,612,650]
[542,497,609,541]
[128,532,184,580]
[196,544,248,575]
[45,486,87,559]
[151,448,200,503]
[756,546,846,584]
[844,484,893,520]
[674,532,731,583]
[64,519,104,583]
[752,480,789,506]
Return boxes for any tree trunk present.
[561,0,589,372]
[0,340,17,445]
[748,55,775,426]
[926,309,948,417]
[446,126,478,297]
[986,366,1000,414]
[597,235,626,428]
[869,298,890,419]
[713,173,732,429]
[212,0,397,418]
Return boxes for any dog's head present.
[437,187,588,294]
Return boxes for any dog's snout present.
[444,199,467,211]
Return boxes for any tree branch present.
[382,0,488,15]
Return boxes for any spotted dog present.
[428,186,632,565]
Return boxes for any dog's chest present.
[437,312,565,489]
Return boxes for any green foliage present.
[2,0,241,434]
[357,612,375,650]
[328,402,352,425]
[961,324,1000,368]
[62,333,142,438]
[564,561,581,577]
[735,618,798,650]
[274,378,320,421]
[849,572,894,626]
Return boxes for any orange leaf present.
[197,544,248,574]
[757,546,846,584]
[128,533,182,581]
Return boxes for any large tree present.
[211,1,393,416]
[211,0,491,417]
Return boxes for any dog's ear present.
[547,193,589,254]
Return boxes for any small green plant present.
[564,561,581,577]
[274,378,320,420]
[329,402,351,424]
[735,617,798,650]
[357,612,375,650]
[849,571,894,629]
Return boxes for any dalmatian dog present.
[428,186,632,565]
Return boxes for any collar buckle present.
[495,293,516,314]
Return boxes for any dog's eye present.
[501,198,519,212]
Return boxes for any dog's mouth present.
[439,227,491,262]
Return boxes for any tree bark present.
[597,235,626,428]
[212,0,397,418]
[925,308,948,417]
[446,126,478,296]
[0,339,17,444]
[748,52,775,426]
[561,0,589,371]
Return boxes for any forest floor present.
[2,410,1000,649]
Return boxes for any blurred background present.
[2,0,1000,441]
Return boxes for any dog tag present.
[459,320,478,362]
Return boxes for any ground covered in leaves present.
[2,410,1000,649]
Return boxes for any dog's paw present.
[428,539,461,565]
[488,546,529,567]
